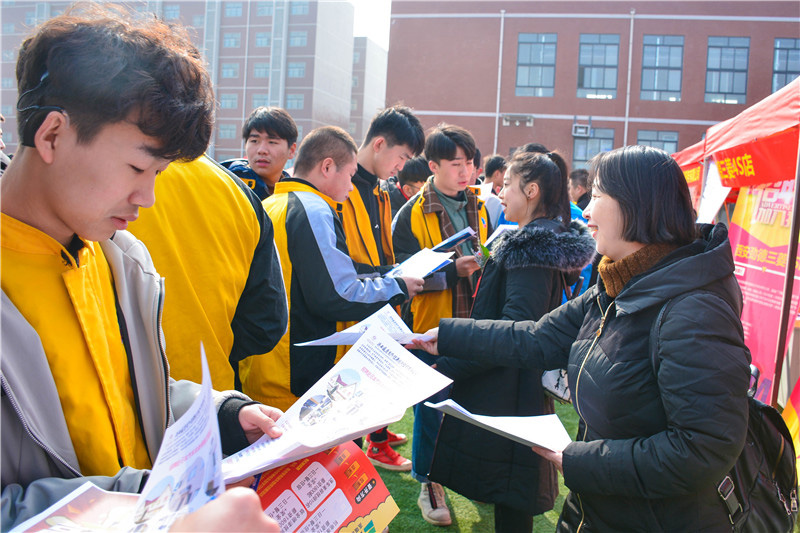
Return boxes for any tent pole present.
[772,139,800,407]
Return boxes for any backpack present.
[650,294,799,532]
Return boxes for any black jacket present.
[438,224,751,532]
[431,218,595,515]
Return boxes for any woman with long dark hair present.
[415,145,751,531]
[428,151,595,532]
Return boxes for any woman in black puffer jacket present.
[430,151,595,532]
[415,145,751,532]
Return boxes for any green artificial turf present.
[375,403,580,532]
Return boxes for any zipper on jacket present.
[576,492,587,532]
[154,277,169,428]
[574,296,614,441]
[1,377,81,478]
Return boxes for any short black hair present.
[424,123,476,164]
[589,145,696,246]
[472,148,482,169]
[569,168,589,189]
[242,106,298,145]
[363,105,424,156]
[484,155,507,177]
[293,126,357,177]
[513,143,549,157]
[15,3,214,161]
[397,155,429,186]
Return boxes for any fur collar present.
[491,219,596,271]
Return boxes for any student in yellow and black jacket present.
[390,124,489,527]
[339,105,424,470]
[129,155,288,391]
[241,126,424,411]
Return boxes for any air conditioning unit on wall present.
[572,123,591,137]
[502,114,534,127]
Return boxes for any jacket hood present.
[492,219,596,272]
[614,223,739,316]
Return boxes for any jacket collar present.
[275,177,343,212]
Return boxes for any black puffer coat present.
[437,224,751,532]
[430,218,595,515]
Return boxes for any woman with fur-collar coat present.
[430,152,596,531]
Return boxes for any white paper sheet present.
[484,223,519,247]
[296,304,433,346]
[223,326,453,483]
[425,398,572,452]
[387,248,454,278]
[133,344,224,527]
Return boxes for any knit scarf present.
[598,243,678,298]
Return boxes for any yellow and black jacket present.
[128,155,288,391]
[337,165,396,357]
[392,178,489,333]
[242,178,408,410]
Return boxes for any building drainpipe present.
[493,9,506,154]
[623,8,635,146]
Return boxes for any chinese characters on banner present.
[729,178,800,403]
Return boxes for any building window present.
[25,12,36,25]
[353,51,361,63]
[255,32,272,47]
[348,122,357,135]
[637,130,678,153]
[705,36,749,104]
[288,62,306,78]
[1,78,14,89]
[773,38,800,93]
[351,98,358,111]
[218,124,237,139]
[192,14,205,27]
[252,94,270,108]
[221,63,239,78]
[3,23,15,34]
[291,1,309,15]
[1,104,13,117]
[577,34,619,99]
[573,128,614,169]
[219,93,238,109]
[225,2,243,17]
[254,63,270,78]
[223,32,241,48]
[516,33,557,97]
[352,75,359,88]
[289,31,307,47]
[257,2,273,16]
[641,35,683,102]
[286,94,304,110]
[162,4,180,20]
[3,49,15,61]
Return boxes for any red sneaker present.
[367,440,411,471]
[385,429,408,447]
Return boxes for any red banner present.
[715,126,799,188]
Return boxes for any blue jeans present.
[410,349,451,483]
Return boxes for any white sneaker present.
[417,482,452,526]
[542,368,571,403]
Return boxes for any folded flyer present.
[432,226,477,252]
[387,248,453,278]
[223,326,453,483]
[425,398,572,452]
[296,304,433,346]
